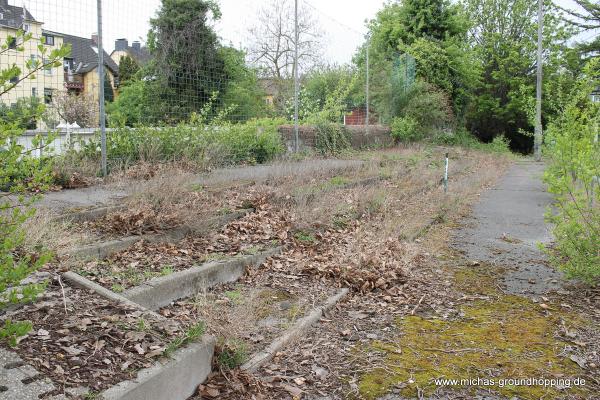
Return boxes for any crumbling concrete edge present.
[61,271,164,321]
[241,288,349,372]
[52,205,127,224]
[124,246,283,310]
[100,335,216,400]
[64,209,251,260]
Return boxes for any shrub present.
[391,116,420,142]
[0,97,43,130]
[1,31,68,346]
[314,123,352,155]
[542,61,600,284]
[81,118,285,170]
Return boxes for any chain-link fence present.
[1,0,412,171]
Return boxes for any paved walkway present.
[36,159,362,214]
[452,160,563,295]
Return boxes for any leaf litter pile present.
[1,277,183,397]
[77,192,293,290]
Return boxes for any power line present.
[300,0,365,37]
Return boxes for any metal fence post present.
[366,34,370,135]
[293,0,299,153]
[97,0,107,176]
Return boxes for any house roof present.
[0,1,36,29]
[57,32,119,75]
[117,45,151,66]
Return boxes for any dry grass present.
[21,208,91,256]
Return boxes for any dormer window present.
[42,33,54,46]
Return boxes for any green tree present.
[147,0,227,122]
[118,55,140,85]
[104,72,114,103]
[219,46,268,121]
[556,0,600,58]
[107,79,163,126]
[1,30,69,346]
[361,0,474,118]
[463,0,573,152]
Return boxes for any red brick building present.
[344,107,378,125]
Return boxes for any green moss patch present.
[359,268,590,399]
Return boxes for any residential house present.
[0,1,118,127]
[59,32,119,105]
[110,38,151,67]
[0,0,64,106]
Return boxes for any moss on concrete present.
[358,267,590,399]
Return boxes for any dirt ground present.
[10,146,599,399]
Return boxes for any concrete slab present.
[65,209,250,260]
[0,348,61,400]
[124,247,283,310]
[242,288,349,372]
[100,335,215,400]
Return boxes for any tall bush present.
[1,31,69,345]
[543,61,600,284]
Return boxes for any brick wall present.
[278,125,393,151]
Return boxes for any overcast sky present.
[17,0,598,65]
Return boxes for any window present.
[44,88,53,104]
[0,13,4,20]
[23,24,30,32]
[63,57,74,72]
[9,75,18,84]
[7,36,17,50]
[32,87,37,97]
[29,54,39,68]
[42,33,54,46]
[43,58,53,75]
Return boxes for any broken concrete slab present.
[64,209,251,260]
[100,335,215,400]
[0,348,66,400]
[241,288,349,372]
[124,247,283,310]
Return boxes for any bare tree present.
[52,91,97,128]
[247,0,323,80]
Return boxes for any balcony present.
[64,72,84,90]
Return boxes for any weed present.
[111,284,125,293]
[160,266,174,276]
[216,339,248,370]
[328,176,349,187]
[136,318,147,332]
[225,290,243,304]
[294,230,317,244]
[189,183,204,192]
[163,322,205,358]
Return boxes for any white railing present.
[17,128,105,157]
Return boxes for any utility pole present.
[97,0,107,176]
[293,0,299,153]
[534,0,543,162]
[366,34,370,135]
